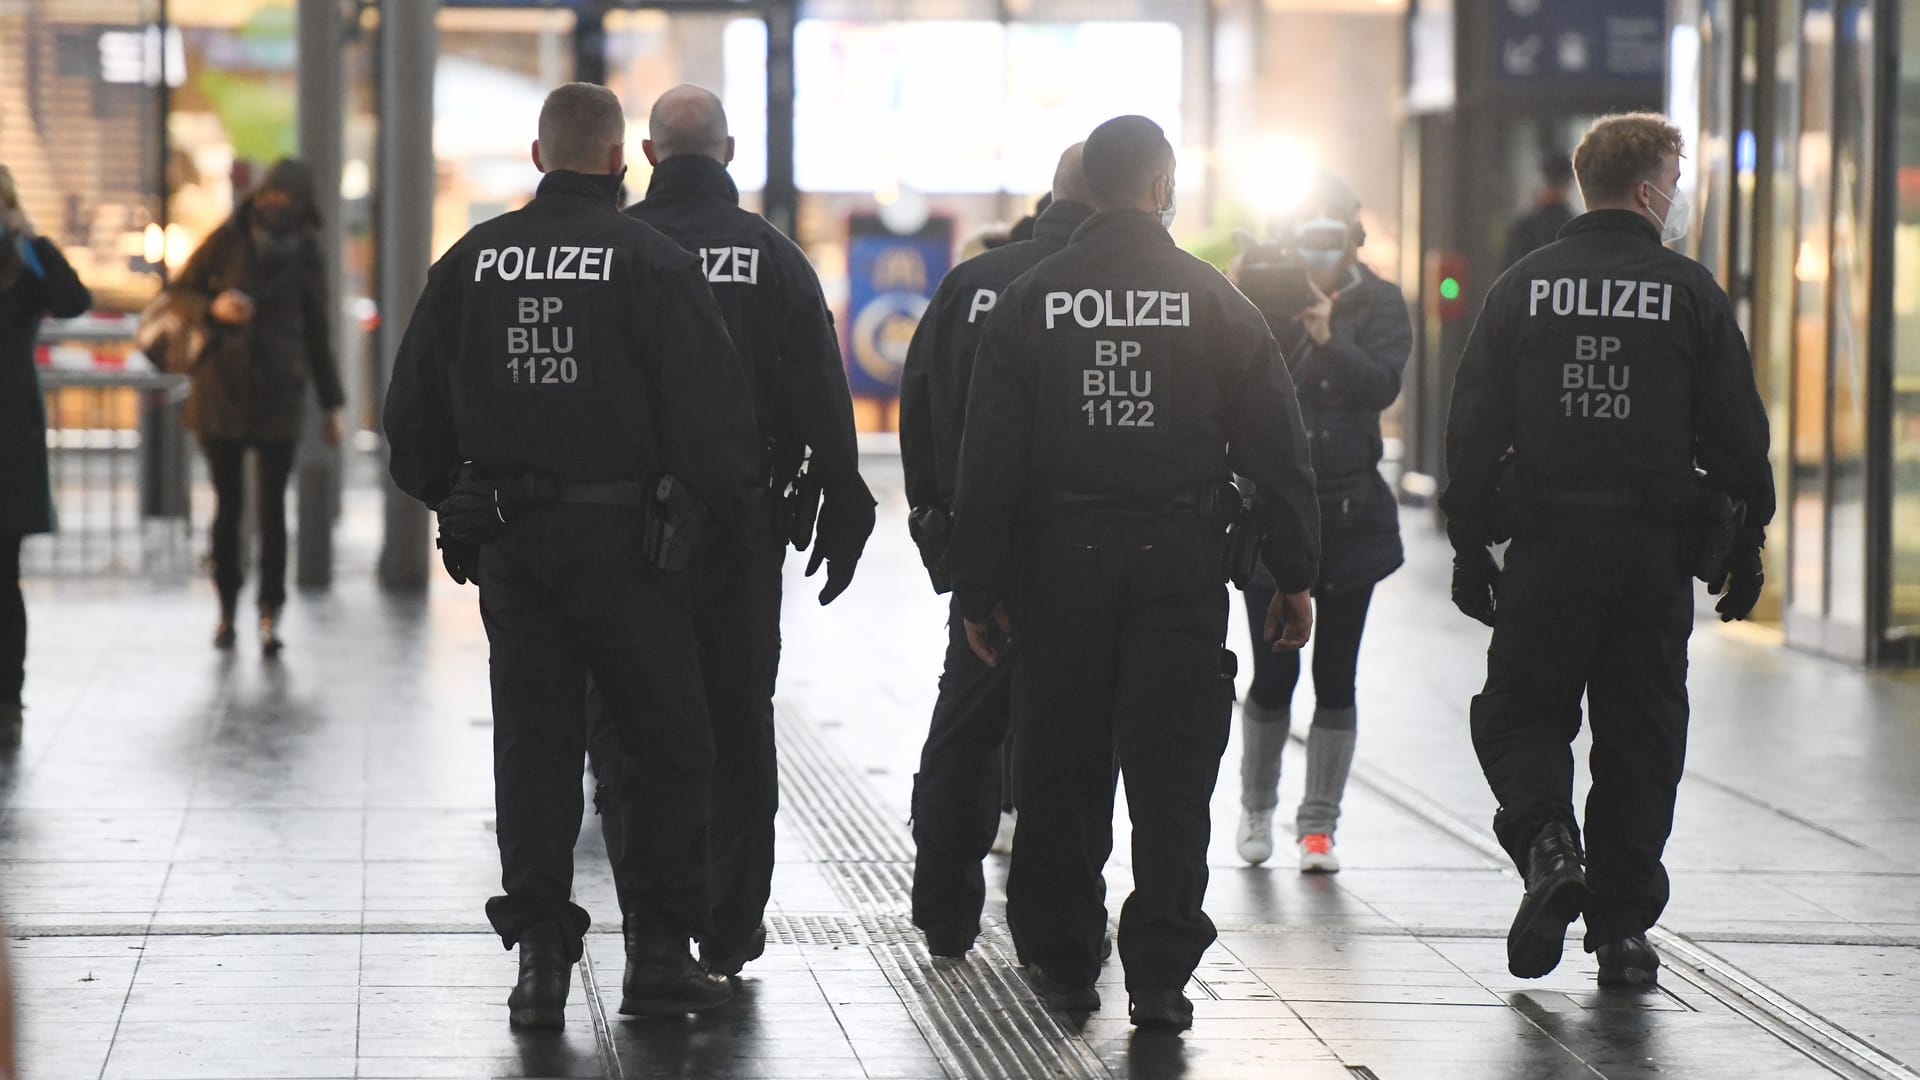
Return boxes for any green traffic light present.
[1439,276,1461,301]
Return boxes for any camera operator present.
[1229,170,1411,873]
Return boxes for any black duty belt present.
[1534,487,1640,512]
[1047,491,1200,516]
[556,479,650,508]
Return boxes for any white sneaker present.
[1298,833,1340,873]
[991,810,1017,855]
[1236,809,1274,865]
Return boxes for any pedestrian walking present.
[947,115,1321,1031]
[898,143,1094,962]
[1443,113,1773,987]
[385,83,762,1027]
[591,84,876,979]
[0,164,92,750]
[164,158,346,655]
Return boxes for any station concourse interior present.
[5,1,1920,1078]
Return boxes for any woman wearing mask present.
[1232,171,1412,872]
[0,166,92,749]
[171,159,344,654]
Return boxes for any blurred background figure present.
[166,158,345,656]
[1504,149,1578,270]
[1230,170,1411,874]
[0,916,13,1080]
[0,164,92,750]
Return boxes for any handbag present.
[135,287,208,374]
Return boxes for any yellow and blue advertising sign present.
[844,215,952,397]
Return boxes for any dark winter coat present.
[0,236,91,536]
[1259,263,1412,596]
[171,159,344,443]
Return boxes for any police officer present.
[897,142,1093,961]
[597,84,876,979]
[1443,112,1772,987]
[947,115,1321,1031]
[385,83,761,1027]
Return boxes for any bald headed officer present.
[896,143,1093,964]
[947,115,1320,1030]
[606,84,875,980]
[385,83,760,1027]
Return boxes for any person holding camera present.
[1231,170,1412,873]
[167,158,345,655]
[0,165,92,750]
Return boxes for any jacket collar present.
[1032,200,1093,248]
[1071,208,1176,248]
[536,169,624,205]
[1561,208,1662,244]
[643,155,741,206]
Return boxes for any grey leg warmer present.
[1239,701,1291,811]
[1296,708,1357,837]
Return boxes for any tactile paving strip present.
[770,701,1109,1080]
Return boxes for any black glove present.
[1451,545,1501,628]
[807,493,877,605]
[438,467,556,545]
[1709,529,1765,622]
[436,531,478,586]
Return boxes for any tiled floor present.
[4,456,1918,1078]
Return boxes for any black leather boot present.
[1596,934,1660,987]
[1128,988,1194,1031]
[507,923,572,1029]
[1506,821,1587,979]
[621,915,733,1016]
[700,922,768,978]
[1022,964,1099,1013]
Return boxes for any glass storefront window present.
[1,0,168,311]
[1888,0,1920,637]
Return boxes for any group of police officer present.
[383,84,1772,1034]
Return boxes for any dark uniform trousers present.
[1470,511,1693,950]
[481,504,715,959]
[590,496,785,950]
[1007,512,1233,994]
[909,597,1015,939]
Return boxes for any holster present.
[773,449,823,553]
[640,474,709,574]
[908,505,953,594]
[1682,485,1747,584]
[1203,478,1261,590]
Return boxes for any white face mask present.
[1647,182,1691,245]
[1158,180,1177,230]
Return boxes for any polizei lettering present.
[1043,289,1191,330]
[474,246,614,283]
[1527,278,1672,322]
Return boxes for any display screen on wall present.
[721,18,1184,194]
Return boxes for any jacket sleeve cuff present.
[955,588,1001,624]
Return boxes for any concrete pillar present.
[295,0,345,589]
[763,0,797,237]
[376,0,435,591]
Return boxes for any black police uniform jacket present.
[383,169,761,523]
[1265,263,1410,596]
[899,198,1094,518]
[947,209,1322,621]
[625,155,874,554]
[1441,209,1775,544]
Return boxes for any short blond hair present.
[1573,113,1685,203]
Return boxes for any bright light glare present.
[1235,135,1319,223]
